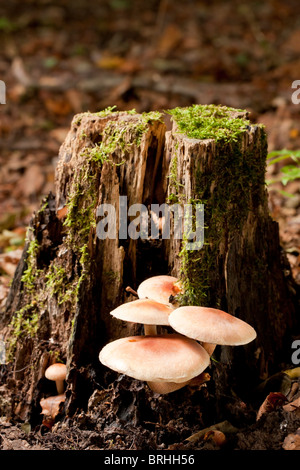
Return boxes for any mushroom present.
[45,363,67,394]
[40,393,66,427]
[168,306,257,355]
[110,298,172,336]
[137,275,182,307]
[99,334,210,392]
[110,299,192,393]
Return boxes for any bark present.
[0,107,298,422]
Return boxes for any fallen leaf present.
[185,420,238,444]
[284,367,300,380]
[203,429,226,447]
[256,392,288,421]
[13,164,45,199]
[41,92,72,116]
[96,54,125,70]
[0,249,23,276]
[157,24,183,57]
[0,281,9,302]
[283,396,300,412]
[20,422,31,435]
[282,429,300,450]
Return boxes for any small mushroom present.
[99,334,210,389]
[137,275,182,307]
[40,393,66,428]
[45,363,67,394]
[110,298,173,336]
[168,306,257,354]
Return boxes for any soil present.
[0,0,300,451]
[0,372,300,450]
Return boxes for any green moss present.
[8,233,45,357]
[167,104,250,143]
[21,238,42,291]
[45,265,73,305]
[74,106,118,125]
[7,302,40,359]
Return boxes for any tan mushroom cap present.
[110,298,172,326]
[99,334,210,383]
[45,363,67,382]
[169,306,257,346]
[137,275,182,306]
[40,394,66,417]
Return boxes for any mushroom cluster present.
[99,275,257,394]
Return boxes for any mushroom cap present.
[45,363,67,382]
[99,334,210,383]
[169,306,257,346]
[40,394,66,417]
[110,298,172,326]
[137,275,181,305]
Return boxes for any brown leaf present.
[282,429,300,450]
[96,54,125,70]
[256,392,288,421]
[41,92,72,116]
[0,249,23,276]
[283,396,300,412]
[13,164,45,199]
[203,430,226,447]
[157,24,183,57]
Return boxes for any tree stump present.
[1,105,298,423]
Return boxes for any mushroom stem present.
[144,324,157,336]
[55,380,65,395]
[201,342,216,356]
[125,286,138,297]
[147,381,189,394]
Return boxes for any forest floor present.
[0,0,300,451]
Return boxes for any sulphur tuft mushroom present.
[99,334,210,390]
[45,363,67,395]
[137,275,182,307]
